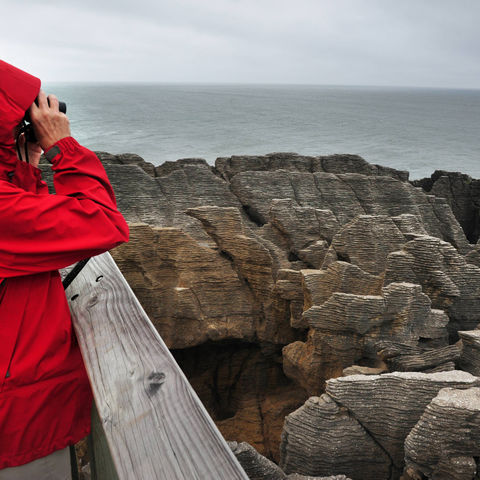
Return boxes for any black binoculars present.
[23,98,67,143]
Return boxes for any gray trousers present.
[0,447,71,480]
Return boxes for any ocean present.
[44,83,480,180]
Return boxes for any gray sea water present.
[45,83,480,180]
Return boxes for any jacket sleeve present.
[10,159,49,195]
[0,137,129,277]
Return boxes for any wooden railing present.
[63,252,248,480]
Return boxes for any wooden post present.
[64,252,248,480]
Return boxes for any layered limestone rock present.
[404,387,480,480]
[41,153,474,352]
[384,235,480,335]
[301,262,383,311]
[280,372,480,479]
[283,282,449,394]
[215,152,409,182]
[228,441,288,480]
[111,223,258,349]
[282,209,476,393]
[227,170,469,253]
[280,394,391,479]
[96,151,158,177]
[186,205,300,345]
[273,269,306,329]
[382,344,461,372]
[322,215,406,275]
[458,330,480,376]
[228,440,352,480]
[268,199,340,268]
[325,371,480,473]
[41,151,480,475]
[413,170,480,243]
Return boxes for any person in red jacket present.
[0,60,129,478]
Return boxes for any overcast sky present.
[1,0,479,88]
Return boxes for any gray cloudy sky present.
[1,0,479,88]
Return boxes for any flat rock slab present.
[405,387,480,480]
[280,394,391,480]
[458,330,480,376]
[229,441,287,480]
[326,371,480,469]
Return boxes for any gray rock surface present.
[287,475,351,480]
[283,282,449,393]
[269,199,339,268]
[215,153,409,182]
[229,441,287,480]
[458,330,480,376]
[111,223,259,348]
[385,235,480,336]
[228,170,469,252]
[96,151,157,177]
[301,262,383,311]
[404,387,480,480]
[280,394,391,480]
[322,215,406,275]
[413,170,480,243]
[228,439,353,480]
[40,151,480,471]
[325,371,480,471]
[342,365,387,376]
[186,205,298,344]
[384,344,461,372]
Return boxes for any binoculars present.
[23,97,67,143]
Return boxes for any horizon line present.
[42,81,480,92]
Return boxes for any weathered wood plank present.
[65,252,248,480]
[90,403,119,480]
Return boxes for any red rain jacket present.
[0,61,129,468]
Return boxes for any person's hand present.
[16,132,43,168]
[28,90,71,151]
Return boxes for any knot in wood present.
[146,371,166,396]
[87,294,99,308]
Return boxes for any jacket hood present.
[0,60,41,172]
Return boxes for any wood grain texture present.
[65,252,249,480]
[90,403,119,480]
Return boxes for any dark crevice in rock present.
[171,339,308,461]
[336,251,350,263]
[219,249,234,263]
[242,205,266,227]
[287,251,301,262]
[171,340,259,420]
[412,177,434,192]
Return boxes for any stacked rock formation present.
[40,152,480,479]
[404,387,480,479]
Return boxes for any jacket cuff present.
[44,137,80,163]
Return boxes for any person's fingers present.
[47,94,59,111]
[36,90,48,109]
